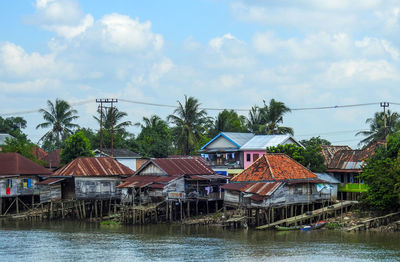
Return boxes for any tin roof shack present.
[326,142,385,200]
[118,157,227,217]
[47,157,134,201]
[93,148,144,171]
[221,154,333,208]
[0,153,51,214]
[200,132,302,176]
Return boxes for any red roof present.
[53,157,134,177]
[32,147,48,160]
[117,175,179,188]
[231,153,317,182]
[0,153,52,177]
[44,149,61,168]
[222,182,282,197]
[141,157,215,176]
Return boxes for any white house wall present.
[139,164,165,176]
[116,158,137,171]
[206,136,237,150]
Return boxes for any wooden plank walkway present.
[346,212,400,232]
[256,201,358,230]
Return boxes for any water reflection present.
[0,220,399,262]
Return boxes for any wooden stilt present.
[169,202,173,222]
[206,200,209,214]
[32,195,34,208]
[100,200,103,219]
[82,201,86,218]
[180,200,183,221]
[187,201,190,218]
[16,197,19,214]
[0,197,2,215]
[95,200,98,218]
[196,200,199,216]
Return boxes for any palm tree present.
[36,99,79,147]
[261,99,294,135]
[356,110,400,146]
[94,107,132,148]
[168,95,211,155]
[209,109,247,137]
[94,107,132,133]
[246,106,264,134]
[246,99,293,135]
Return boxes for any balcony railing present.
[338,183,368,193]
[203,159,243,169]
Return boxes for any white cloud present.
[324,60,398,82]
[0,78,60,93]
[34,0,93,38]
[94,13,163,53]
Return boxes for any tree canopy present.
[0,116,27,139]
[168,95,211,155]
[60,131,94,164]
[359,133,400,211]
[36,99,79,151]
[135,115,171,158]
[209,109,247,137]
[356,110,400,146]
[266,142,326,172]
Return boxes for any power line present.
[296,129,370,137]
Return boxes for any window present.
[246,154,251,162]
[253,154,259,161]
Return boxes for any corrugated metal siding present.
[240,135,291,150]
[152,158,215,176]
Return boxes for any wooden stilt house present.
[118,157,227,210]
[38,157,134,202]
[0,153,51,214]
[222,153,334,208]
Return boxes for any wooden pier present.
[256,201,358,230]
[346,212,400,232]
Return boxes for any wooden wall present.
[74,177,121,200]
[0,176,39,197]
[39,184,62,203]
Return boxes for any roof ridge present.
[264,154,276,181]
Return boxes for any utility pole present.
[380,102,389,138]
[96,99,118,157]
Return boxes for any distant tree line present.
[1,95,399,166]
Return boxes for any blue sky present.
[1,0,400,148]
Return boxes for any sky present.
[1,0,400,148]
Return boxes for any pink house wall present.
[243,151,266,169]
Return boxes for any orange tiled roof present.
[231,153,317,182]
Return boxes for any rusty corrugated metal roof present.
[117,175,179,188]
[32,147,48,161]
[53,157,134,177]
[147,157,215,176]
[0,153,52,177]
[231,153,317,182]
[320,145,352,166]
[44,149,61,168]
[221,181,282,197]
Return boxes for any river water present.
[0,220,399,262]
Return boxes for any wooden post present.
[114,200,117,214]
[61,202,65,219]
[32,195,34,208]
[187,201,190,218]
[180,200,183,221]
[196,200,199,216]
[256,208,259,227]
[216,200,219,213]
[100,200,103,219]
[16,197,19,214]
[206,200,209,214]
[82,201,86,218]
[0,197,2,215]
[95,200,98,218]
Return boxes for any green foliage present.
[168,95,211,155]
[60,131,94,164]
[209,109,247,138]
[326,222,343,230]
[359,133,400,211]
[266,143,327,172]
[356,110,400,146]
[246,99,293,135]
[93,107,132,149]
[300,136,331,147]
[37,99,79,149]
[135,115,171,158]
[0,116,27,139]
[2,137,45,165]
